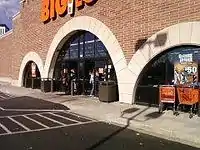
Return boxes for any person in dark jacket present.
[70,68,77,94]
[61,68,70,94]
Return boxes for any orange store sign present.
[40,0,94,22]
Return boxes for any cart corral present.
[159,85,200,118]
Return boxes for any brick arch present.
[18,52,44,86]
[128,21,200,104]
[43,16,134,103]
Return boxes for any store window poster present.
[31,62,36,78]
[99,68,104,74]
[174,61,198,85]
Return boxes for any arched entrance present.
[53,30,119,99]
[43,16,133,103]
[135,45,200,105]
[18,52,44,87]
[129,21,200,104]
[23,61,41,89]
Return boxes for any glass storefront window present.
[136,45,200,105]
[70,44,79,59]
[71,36,79,44]
[84,32,94,58]
[80,34,84,58]
[61,31,110,59]
[85,32,94,41]
[80,42,84,58]
[85,41,94,58]
[63,49,69,60]
[95,40,107,58]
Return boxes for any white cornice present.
[12,12,20,21]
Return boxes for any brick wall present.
[1,0,200,80]
[0,33,13,77]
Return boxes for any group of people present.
[61,68,100,96]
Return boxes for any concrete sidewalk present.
[0,82,200,148]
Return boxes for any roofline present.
[0,29,13,39]
[12,12,20,21]
[20,0,26,4]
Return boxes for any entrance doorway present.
[23,61,41,89]
[53,31,118,100]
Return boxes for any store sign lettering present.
[40,0,94,22]
[179,54,193,63]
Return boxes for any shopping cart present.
[176,86,199,118]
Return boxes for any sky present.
[0,0,20,29]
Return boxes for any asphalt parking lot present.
[0,91,198,150]
[0,91,94,136]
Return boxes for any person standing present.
[61,68,70,95]
[94,69,100,96]
[89,69,95,96]
[70,68,77,95]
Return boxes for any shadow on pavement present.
[0,96,69,110]
[121,107,140,115]
[121,107,150,121]
[121,106,164,122]
[85,107,163,149]
[87,107,157,150]
[144,111,163,121]
[86,124,129,150]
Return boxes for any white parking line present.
[3,109,68,112]
[0,113,39,119]
[0,107,5,111]
[3,93,14,98]
[8,117,30,131]
[0,93,14,99]
[48,112,80,123]
[0,111,69,119]
[36,114,66,126]
[0,120,96,136]
[0,122,11,134]
[23,115,49,129]
[0,95,6,99]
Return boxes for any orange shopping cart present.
[176,86,199,118]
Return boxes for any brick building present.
[1,0,200,105]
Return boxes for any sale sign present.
[173,52,198,85]
[174,62,198,85]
